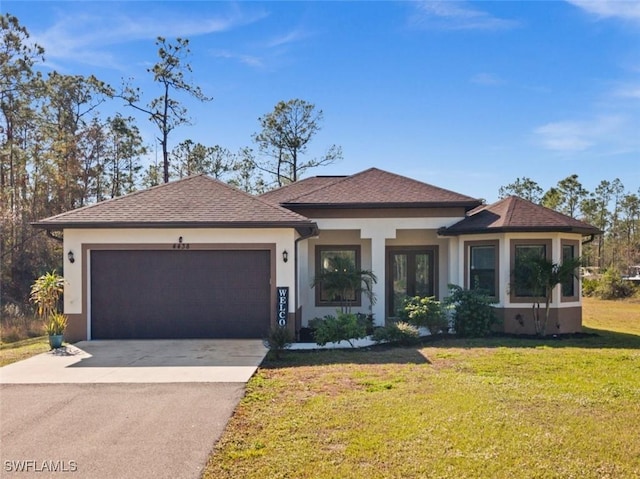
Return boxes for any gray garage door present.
[90,250,271,339]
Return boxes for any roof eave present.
[439,226,602,236]
[283,201,482,210]
[31,220,317,230]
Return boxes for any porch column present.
[361,228,395,327]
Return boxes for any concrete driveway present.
[0,339,268,383]
[0,340,268,479]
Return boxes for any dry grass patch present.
[203,299,640,479]
[0,336,50,367]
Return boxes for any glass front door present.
[388,248,436,317]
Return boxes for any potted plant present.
[30,271,67,349]
[44,312,68,349]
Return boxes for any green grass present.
[0,336,50,367]
[203,299,640,479]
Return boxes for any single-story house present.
[33,168,600,342]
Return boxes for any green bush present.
[372,321,420,346]
[309,312,368,347]
[582,277,599,297]
[400,296,448,334]
[356,312,375,335]
[594,269,636,300]
[265,326,294,359]
[444,284,498,338]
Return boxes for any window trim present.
[464,240,499,299]
[314,245,362,307]
[561,239,580,302]
[510,239,552,303]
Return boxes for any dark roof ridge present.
[504,195,519,224]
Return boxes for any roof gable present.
[33,175,314,229]
[441,196,601,236]
[265,168,481,208]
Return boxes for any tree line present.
[1,14,341,309]
[1,13,637,313]
[498,175,639,273]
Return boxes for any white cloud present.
[534,115,628,152]
[210,50,265,69]
[31,5,267,70]
[566,0,640,22]
[213,26,311,71]
[409,1,520,31]
[265,29,309,49]
[613,83,640,99]
[470,72,505,86]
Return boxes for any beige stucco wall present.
[298,221,462,327]
[495,306,583,334]
[445,231,586,333]
[63,227,298,340]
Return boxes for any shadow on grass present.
[421,328,640,350]
[262,343,432,368]
[263,328,640,368]
[376,328,640,352]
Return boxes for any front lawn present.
[203,298,640,479]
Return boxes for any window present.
[468,242,497,297]
[315,246,361,306]
[561,240,579,300]
[510,240,551,301]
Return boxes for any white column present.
[361,227,395,327]
[369,235,387,326]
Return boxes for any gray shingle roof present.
[33,175,315,229]
[440,196,601,236]
[264,168,481,208]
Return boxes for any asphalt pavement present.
[0,340,268,478]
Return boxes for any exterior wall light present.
[68,250,75,263]
[282,250,289,263]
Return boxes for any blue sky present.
[2,0,639,202]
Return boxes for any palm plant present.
[312,255,377,313]
[30,271,66,338]
[30,271,64,320]
[512,254,582,336]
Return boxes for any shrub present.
[594,269,635,300]
[400,296,448,334]
[309,312,368,347]
[444,284,498,338]
[372,321,420,346]
[265,326,294,359]
[582,277,599,297]
[356,312,375,335]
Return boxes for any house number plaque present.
[277,287,289,327]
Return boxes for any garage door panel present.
[91,250,271,339]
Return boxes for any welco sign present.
[277,287,289,327]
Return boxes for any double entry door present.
[388,247,437,317]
